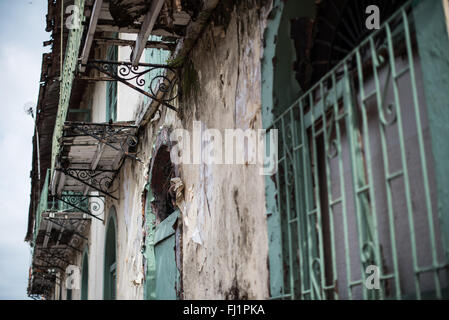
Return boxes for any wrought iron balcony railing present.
[32,169,103,247]
[268,0,448,300]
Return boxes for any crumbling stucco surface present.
[174,1,271,299]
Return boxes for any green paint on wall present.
[261,0,316,298]
[413,0,449,261]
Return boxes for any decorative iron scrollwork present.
[86,60,179,112]
[56,168,118,200]
[379,103,397,126]
[54,194,105,221]
[327,139,339,158]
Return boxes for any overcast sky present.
[0,0,48,299]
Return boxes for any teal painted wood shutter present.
[106,36,118,122]
[154,210,180,300]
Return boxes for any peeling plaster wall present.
[173,1,271,299]
[108,162,147,300]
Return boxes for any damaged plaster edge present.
[444,0,449,39]
[175,0,221,59]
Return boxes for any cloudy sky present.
[0,0,48,299]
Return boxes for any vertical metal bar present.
[355,45,384,300]
[280,116,296,299]
[273,119,286,298]
[331,73,353,300]
[368,37,402,299]
[385,20,421,299]
[309,92,326,300]
[319,82,339,299]
[299,99,314,299]
[289,108,307,299]
[343,61,368,299]
[402,10,441,299]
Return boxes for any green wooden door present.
[154,210,179,300]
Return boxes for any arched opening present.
[150,145,176,223]
[143,129,181,300]
[103,207,117,300]
[81,248,89,300]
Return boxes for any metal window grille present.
[270,1,448,300]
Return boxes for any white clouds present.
[0,57,36,298]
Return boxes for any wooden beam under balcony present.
[131,0,165,67]
[79,0,104,73]
[94,37,176,51]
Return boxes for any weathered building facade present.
[26,0,449,300]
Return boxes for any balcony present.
[53,121,140,200]
[28,169,98,297]
[50,0,196,178]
